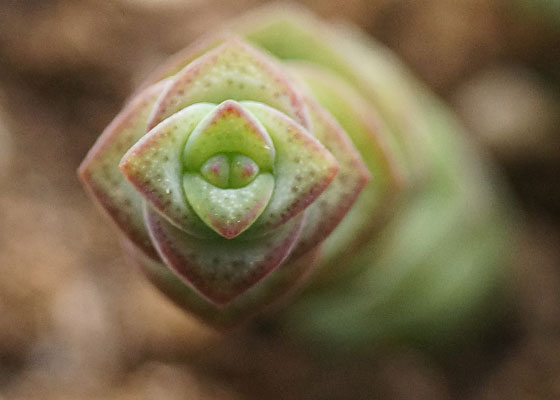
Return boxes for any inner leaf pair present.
[182,100,275,239]
[120,99,338,240]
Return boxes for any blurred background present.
[0,0,559,399]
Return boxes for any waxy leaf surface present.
[145,205,305,305]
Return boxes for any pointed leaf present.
[136,31,230,92]
[241,102,339,232]
[291,62,406,187]
[183,100,275,171]
[144,204,305,306]
[147,39,310,131]
[288,94,371,259]
[183,173,274,239]
[119,103,216,237]
[125,238,320,328]
[78,81,169,259]
[290,64,407,264]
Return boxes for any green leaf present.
[289,63,407,265]
[125,237,321,328]
[144,204,305,305]
[229,154,259,188]
[119,103,216,237]
[78,81,169,259]
[147,39,311,131]
[288,94,371,259]
[200,154,230,188]
[242,102,339,233]
[183,99,275,171]
[183,173,274,239]
[136,32,230,90]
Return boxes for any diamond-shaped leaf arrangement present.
[78,9,404,325]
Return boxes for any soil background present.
[0,1,559,399]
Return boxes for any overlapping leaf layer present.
[79,4,511,341]
[80,23,371,321]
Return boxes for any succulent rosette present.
[80,5,512,344]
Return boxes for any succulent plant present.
[79,5,512,347]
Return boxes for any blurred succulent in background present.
[79,5,513,350]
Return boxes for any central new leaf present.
[182,100,275,238]
[183,100,275,172]
[183,173,274,239]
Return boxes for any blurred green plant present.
[79,4,513,352]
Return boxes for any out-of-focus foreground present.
[0,1,559,399]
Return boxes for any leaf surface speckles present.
[145,204,305,305]
[147,39,311,131]
[78,81,169,259]
[119,103,216,237]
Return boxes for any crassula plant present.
[79,5,512,349]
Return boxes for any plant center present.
[200,153,259,189]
